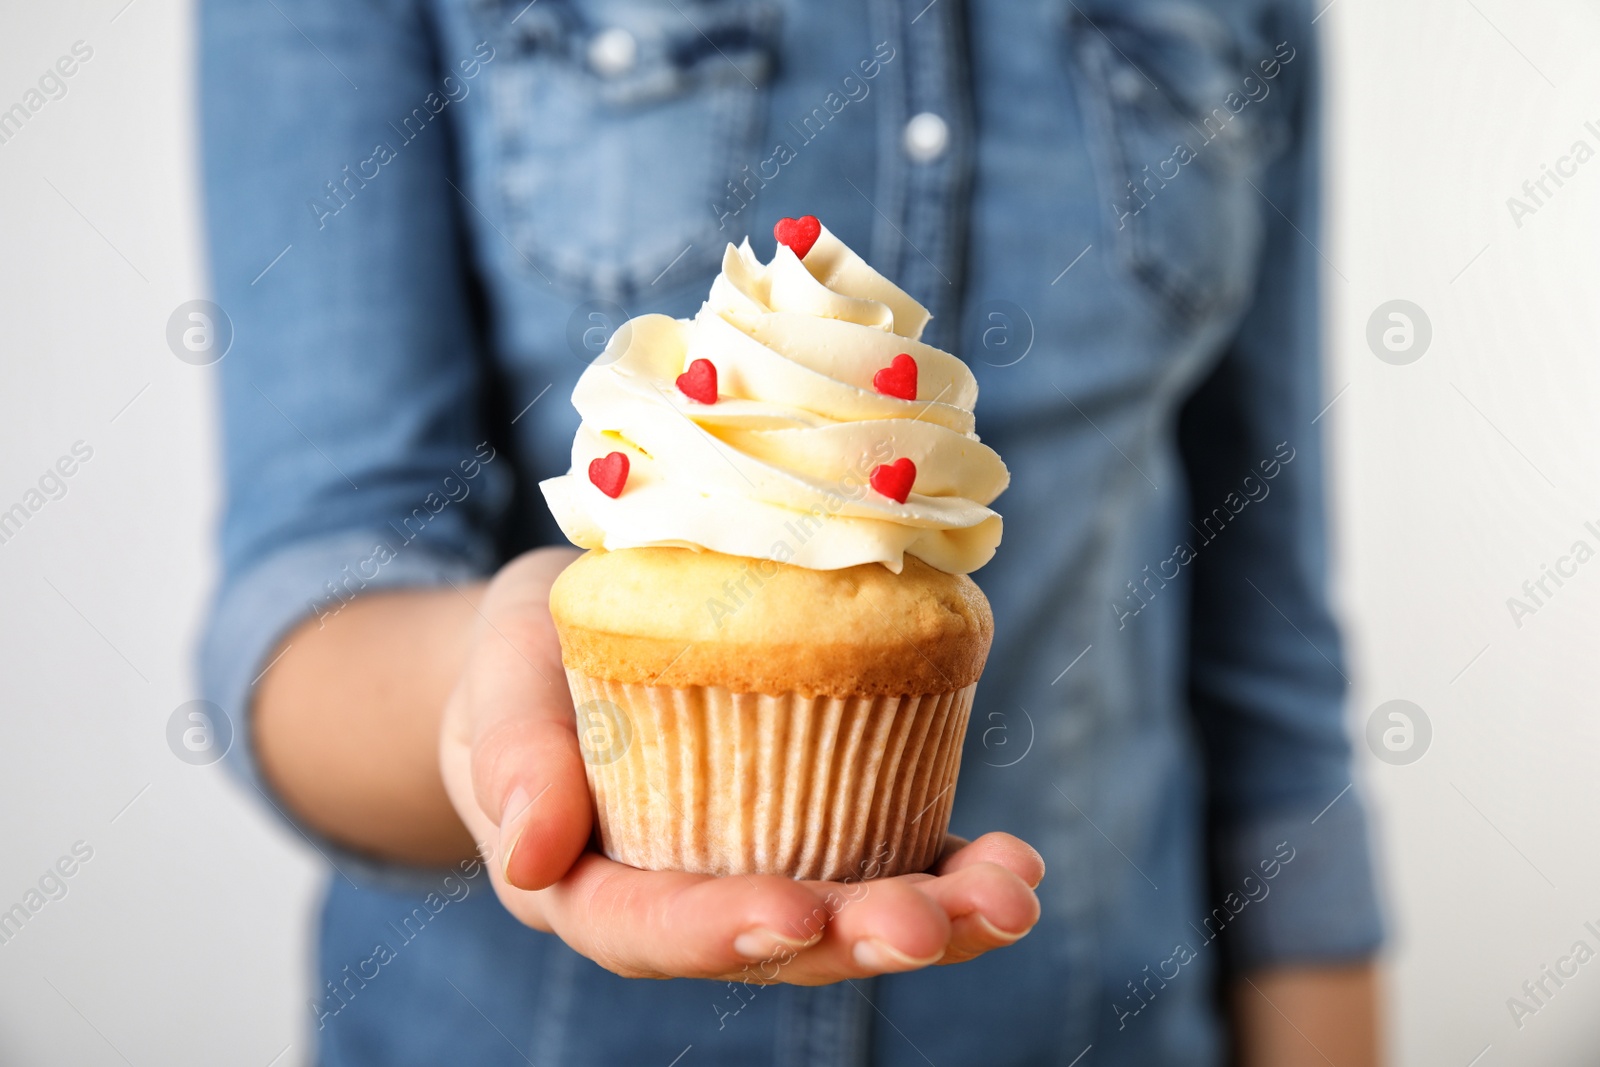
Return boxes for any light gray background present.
[2,1,1597,1064]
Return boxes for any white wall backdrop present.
[1,1,1596,1064]
[0,2,320,1065]
[1326,2,1600,1063]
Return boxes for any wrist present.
[1231,960,1382,1067]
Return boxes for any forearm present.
[1232,961,1381,1067]
[254,584,486,865]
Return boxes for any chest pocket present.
[479,0,778,300]
[1065,2,1294,326]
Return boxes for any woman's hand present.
[439,547,1044,983]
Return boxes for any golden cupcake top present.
[550,546,993,697]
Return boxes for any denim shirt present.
[198,0,1382,1063]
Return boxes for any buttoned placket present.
[859,0,974,355]
[772,4,979,1066]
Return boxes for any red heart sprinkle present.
[675,358,718,404]
[773,215,821,259]
[870,458,916,504]
[588,451,629,498]
[873,353,918,400]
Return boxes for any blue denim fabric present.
[197,0,1383,1062]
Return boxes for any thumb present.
[457,547,591,890]
[472,711,592,890]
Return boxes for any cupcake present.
[540,217,1007,881]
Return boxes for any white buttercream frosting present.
[539,224,1007,574]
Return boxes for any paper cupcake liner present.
[566,671,975,881]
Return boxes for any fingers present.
[540,855,833,980]
[768,839,1041,981]
[462,551,576,734]
[480,546,584,623]
[915,861,1040,965]
[529,841,1044,984]
[471,713,591,891]
[448,546,592,890]
[760,874,950,985]
[936,831,1046,889]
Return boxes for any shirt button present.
[902,112,950,164]
[588,27,638,78]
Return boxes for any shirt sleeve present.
[195,0,508,885]
[1176,25,1384,971]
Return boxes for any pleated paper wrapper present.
[567,670,975,881]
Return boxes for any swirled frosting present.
[539,224,1007,574]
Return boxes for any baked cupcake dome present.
[550,546,992,698]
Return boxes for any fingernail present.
[973,914,1031,944]
[733,927,821,961]
[852,938,942,971]
[499,786,530,881]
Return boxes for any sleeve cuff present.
[1210,790,1386,971]
[199,530,486,891]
